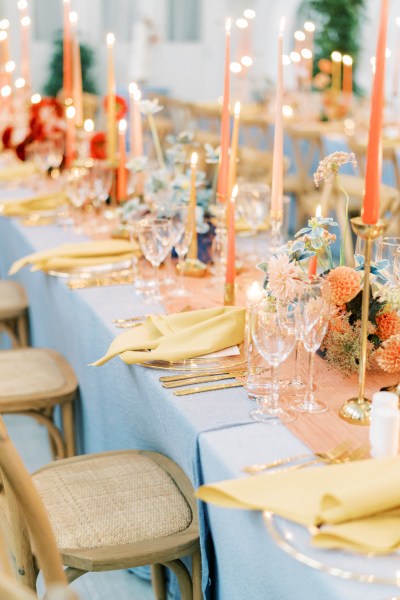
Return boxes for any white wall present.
[1,0,400,102]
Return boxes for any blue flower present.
[354,254,390,285]
[295,216,338,249]
[287,240,316,262]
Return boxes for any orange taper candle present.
[226,184,238,285]
[65,104,76,168]
[70,11,83,127]
[362,0,389,225]
[117,119,127,201]
[63,0,72,101]
[216,18,231,203]
[342,55,353,97]
[227,101,241,200]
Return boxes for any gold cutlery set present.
[67,271,134,290]
[159,369,249,396]
[242,441,369,474]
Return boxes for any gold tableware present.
[162,371,247,389]
[242,440,352,474]
[173,381,243,396]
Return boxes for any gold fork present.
[282,444,369,473]
[242,440,352,474]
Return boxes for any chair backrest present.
[0,416,75,596]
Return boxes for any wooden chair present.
[0,416,201,599]
[0,280,29,347]
[0,416,79,599]
[0,348,77,459]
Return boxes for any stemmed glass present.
[250,298,297,425]
[394,247,400,284]
[292,277,331,414]
[169,207,193,298]
[65,166,89,232]
[238,182,270,261]
[138,218,173,303]
[376,237,400,283]
[85,161,113,232]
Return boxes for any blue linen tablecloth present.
[1,192,399,599]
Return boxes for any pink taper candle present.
[271,18,285,221]
[70,12,83,127]
[128,83,143,158]
[362,0,389,225]
[226,184,238,285]
[393,17,400,98]
[20,14,31,88]
[216,18,231,203]
[117,119,127,202]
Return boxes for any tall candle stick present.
[216,18,231,203]
[226,184,238,286]
[0,30,10,88]
[331,51,342,92]
[308,204,321,276]
[106,32,116,166]
[227,101,241,199]
[362,0,389,225]
[63,0,72,101]
[117,119,127,201]
[393,17,400,98]
[70,11,83,127]
[187,152,198,260]
[271,17,285,221]
[20,14,31,88]
[304,21,315,84]
[128,82,143,158]
[65,104,76,168]
[342,54,353,98]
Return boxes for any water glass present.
[138,218,173,303]
[376,237,400,283]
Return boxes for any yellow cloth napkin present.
[0,161,37,182]
[93,306,246,366]
[9,240,136,275]
[0,192,67,217]
[197,456,400,554]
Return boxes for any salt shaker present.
[369,393,400,459]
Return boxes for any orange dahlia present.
[375,334,400,373]
[326,267,361,305]
[376,311,400,341]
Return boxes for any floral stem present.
[148,114,166,170]
[337,176,349,267]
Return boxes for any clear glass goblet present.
[376,237,400,283]
[138,217,173,303]
[65,166,89,232]
[170,207,193,298]
[394,247,400,285]
[85,160,113,232]
[292,277,331,414]
[238,182,270,261]
[250,298,297,425]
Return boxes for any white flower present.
[267,253,302,301]
[138,99,164,116]
[374,284,400,312]
[313,151,357,187]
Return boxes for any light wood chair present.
[0,416,79,599]
[0,416,201,599]
[0,348,77,459]
[0,280,29,347]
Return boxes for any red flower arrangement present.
[90,132,107,160]
[102,94,128,121]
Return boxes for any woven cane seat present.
[0,280,28,319]
[0,349,66,398]
[32,451,193,550]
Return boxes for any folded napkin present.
[0,192,67,217]
[93,306,246,366]
[197,456,400,554]
[9,240,136,275]
[0,161,37,182]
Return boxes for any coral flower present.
[375,335,400,373]
[326,266,361,305]
[376,311,400,341]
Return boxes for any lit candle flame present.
[225,18,232,33]
[236,18,248,29]
[129,82,137,96]
[1,85,11,98]
[191,152,198,168]
[234,101,241,116]
[69,11,78,25]
[118,119,127,133]
[316,204,322,217]
[342,54,353,66]
[21,15,30,27]
[397,17,400,27]
[243,9,255,19]
[304,21,315,32]
[84,119,94,133]
[331,51,342,63]
[66,105,76,119]
[106,32,115,48]
[17,0,27,10]
[0,19,9,29]
[31,93,41,104]
[0,31,8,41]
[241,55,253,67]
[294,30,305,42]
[5,61,15,73]
[231,184,238,200]
[15,77,25,89]
[279,17,285,34]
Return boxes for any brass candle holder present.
[339,216,387,425]
[224,282,236,305]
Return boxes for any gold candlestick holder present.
[339,216,387,425]
[224,282,236,306]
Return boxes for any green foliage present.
[346,287,385,326]
[298,0,366,89]
[43,32,98,97]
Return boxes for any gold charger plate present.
[263,511,400,587]
[139,344,247,372]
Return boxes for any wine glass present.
[85,160,113,232]
[65,166,89,232]
[394,247,400,284]
[237,182,270,261]
[250,298,297,425]
[169,207,193,298]
[292,277,331,414]
[376,237,400,283]
[138,218,173,303]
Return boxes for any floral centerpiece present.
[258,151,400,375]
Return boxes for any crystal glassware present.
[170,207,193,298]
[238,182,270,262]
[250,298,297,425]
[138,217,173,303]
[65,166,89,232]
[376,236,400,283]
[85,160,113,233]
[292,277,331,414]
[394,247,400,284]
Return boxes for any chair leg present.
[16,314,29,347]
[162,559,192,600]
[64,566,86,584]
[20,410,65,459]
[191,548,203,600]
[61,401,75,457]
[151,563,167,600]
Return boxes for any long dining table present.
[1,189,400,600]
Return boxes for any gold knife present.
[160,367,259,383]
[163,372,246,389]
[174,381,243,396]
